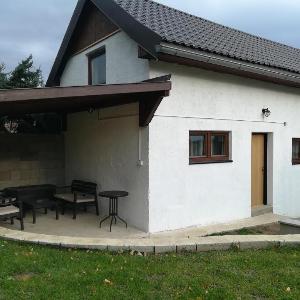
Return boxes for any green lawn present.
[0,240,299,299]
[208,227,268,236]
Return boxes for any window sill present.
[189,160,233,165]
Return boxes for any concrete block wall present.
[0,133,65,189]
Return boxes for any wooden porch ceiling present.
[0,79,171,127]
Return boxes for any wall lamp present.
[262,108,271,118]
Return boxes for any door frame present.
[252,133,268,206]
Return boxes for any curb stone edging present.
[280,239,300,246]
[197,242,233,252]
[0,227,300,253]
[238,240,279,250]
[177,244,197,252]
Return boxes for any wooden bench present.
[55,180,99,219]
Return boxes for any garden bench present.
[54,180,99,219]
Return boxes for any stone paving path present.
[150,213,281,239]
[0,213,299,253]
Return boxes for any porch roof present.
[0,78,171,127]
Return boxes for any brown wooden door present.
[251,134,265,207]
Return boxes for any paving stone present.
[37,240,61,247]
[80,244,108,250]
[108,245,130,252]
[130,245,155,253]
[239,240,276,250]
[197,242,232,252]
[154,245,176,254]
[176,244,197,252]
[1,215,300,252]
[280,240,300,247]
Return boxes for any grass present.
[208,227,265,236]
[0,240,299,299]
[207,223,284,236]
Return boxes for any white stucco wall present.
[148,61,300,232]
[60,31,150,231]
[59,27,300,233]
[60,31,149,86]
[65,104,150,231]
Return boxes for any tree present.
[0,63,9,89]
[0,55,44,133]
[7,55,43,89]
[0,55,43,90]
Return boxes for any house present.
[1,0,300,233]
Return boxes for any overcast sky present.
[1,0,299,81]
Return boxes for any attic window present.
[88,47,106,85]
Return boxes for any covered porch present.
[0,78,171,234]
[2,208,148,238]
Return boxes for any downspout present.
[137,127,144,167]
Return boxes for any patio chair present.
[0,192,24,230]
[54,180,99,220]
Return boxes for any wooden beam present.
[0,81,171,103]
[139,92,168,127]
[143,74,171,83]
[0,80,171,125]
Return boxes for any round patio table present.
[99,191,129,232]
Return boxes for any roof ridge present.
[137,0,300,52]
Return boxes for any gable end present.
[46,0,162,87]
[68,1,119,56]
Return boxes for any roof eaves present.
[114,0,300,76]
[91,0,162,57]
[46,0,87,87]
[158,42,300,88]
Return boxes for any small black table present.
[99,191,128,232]
[23,198,59,224]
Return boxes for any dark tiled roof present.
[114,0,300,75]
